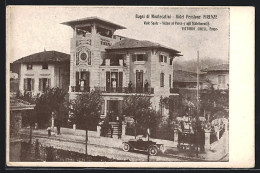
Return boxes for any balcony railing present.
[97,87,154,94]
[70,86,154,94]
[71,86,90,92]
[170,88,179,93]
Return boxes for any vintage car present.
[122,137,164,156]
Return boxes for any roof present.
[10,98,35,111]
[106,38,182,56]
[173,70,205,82]
[61,16,126,30]
[13,51,70,64]
[201,64,229,72]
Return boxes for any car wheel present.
[148,146,158,156]
[122,143,131,152]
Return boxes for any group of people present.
[128,79,149,93]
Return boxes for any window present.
[159,55,168,63]
[110,54,124,66]
[24,78,34,91]
[80,53,87,61]
[137,54,144,61]
[39,78,51,91]
[160,73,164,87]
[27,64,32,70]
[132,54,148,62]
[42,63,48,69]
[218,75,226,84]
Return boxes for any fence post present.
[51,117,55,129]
[73,124,76,131]
[97,125,101,137]
[204,130,211,151]
[122,124,126,138]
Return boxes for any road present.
[26,135,186,162]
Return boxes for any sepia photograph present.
[5,6,254,168]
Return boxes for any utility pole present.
[196,51,200,157]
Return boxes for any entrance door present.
[107,100,123,122]
[136,70,143,93]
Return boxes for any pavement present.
[19,127,229,162]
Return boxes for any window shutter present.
[162,73,164,86]
[24,78,28,91]
[86,71,90,86]
[106,71,110,89]
[31,79,35,91]
[39,79,42,91]
[76,72,79,86]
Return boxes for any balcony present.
[97,87,154,94]
[70,86,154,94]
[71,86,90,93]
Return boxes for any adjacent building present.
[172,70,205,89]
[201,64,229,90]
[62,17,182,120]
[11,51,70,95]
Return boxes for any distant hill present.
[172,57,229,73]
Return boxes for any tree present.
[138,108,161,139]
[122,94,152,138]
[70,90,102,156]
[34,87,67,128]
[200,87,229,121]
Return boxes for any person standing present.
[128,81,133,93]
[112,79,116,92]
[80,80,85,92]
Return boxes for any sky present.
[7,6,229,63]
